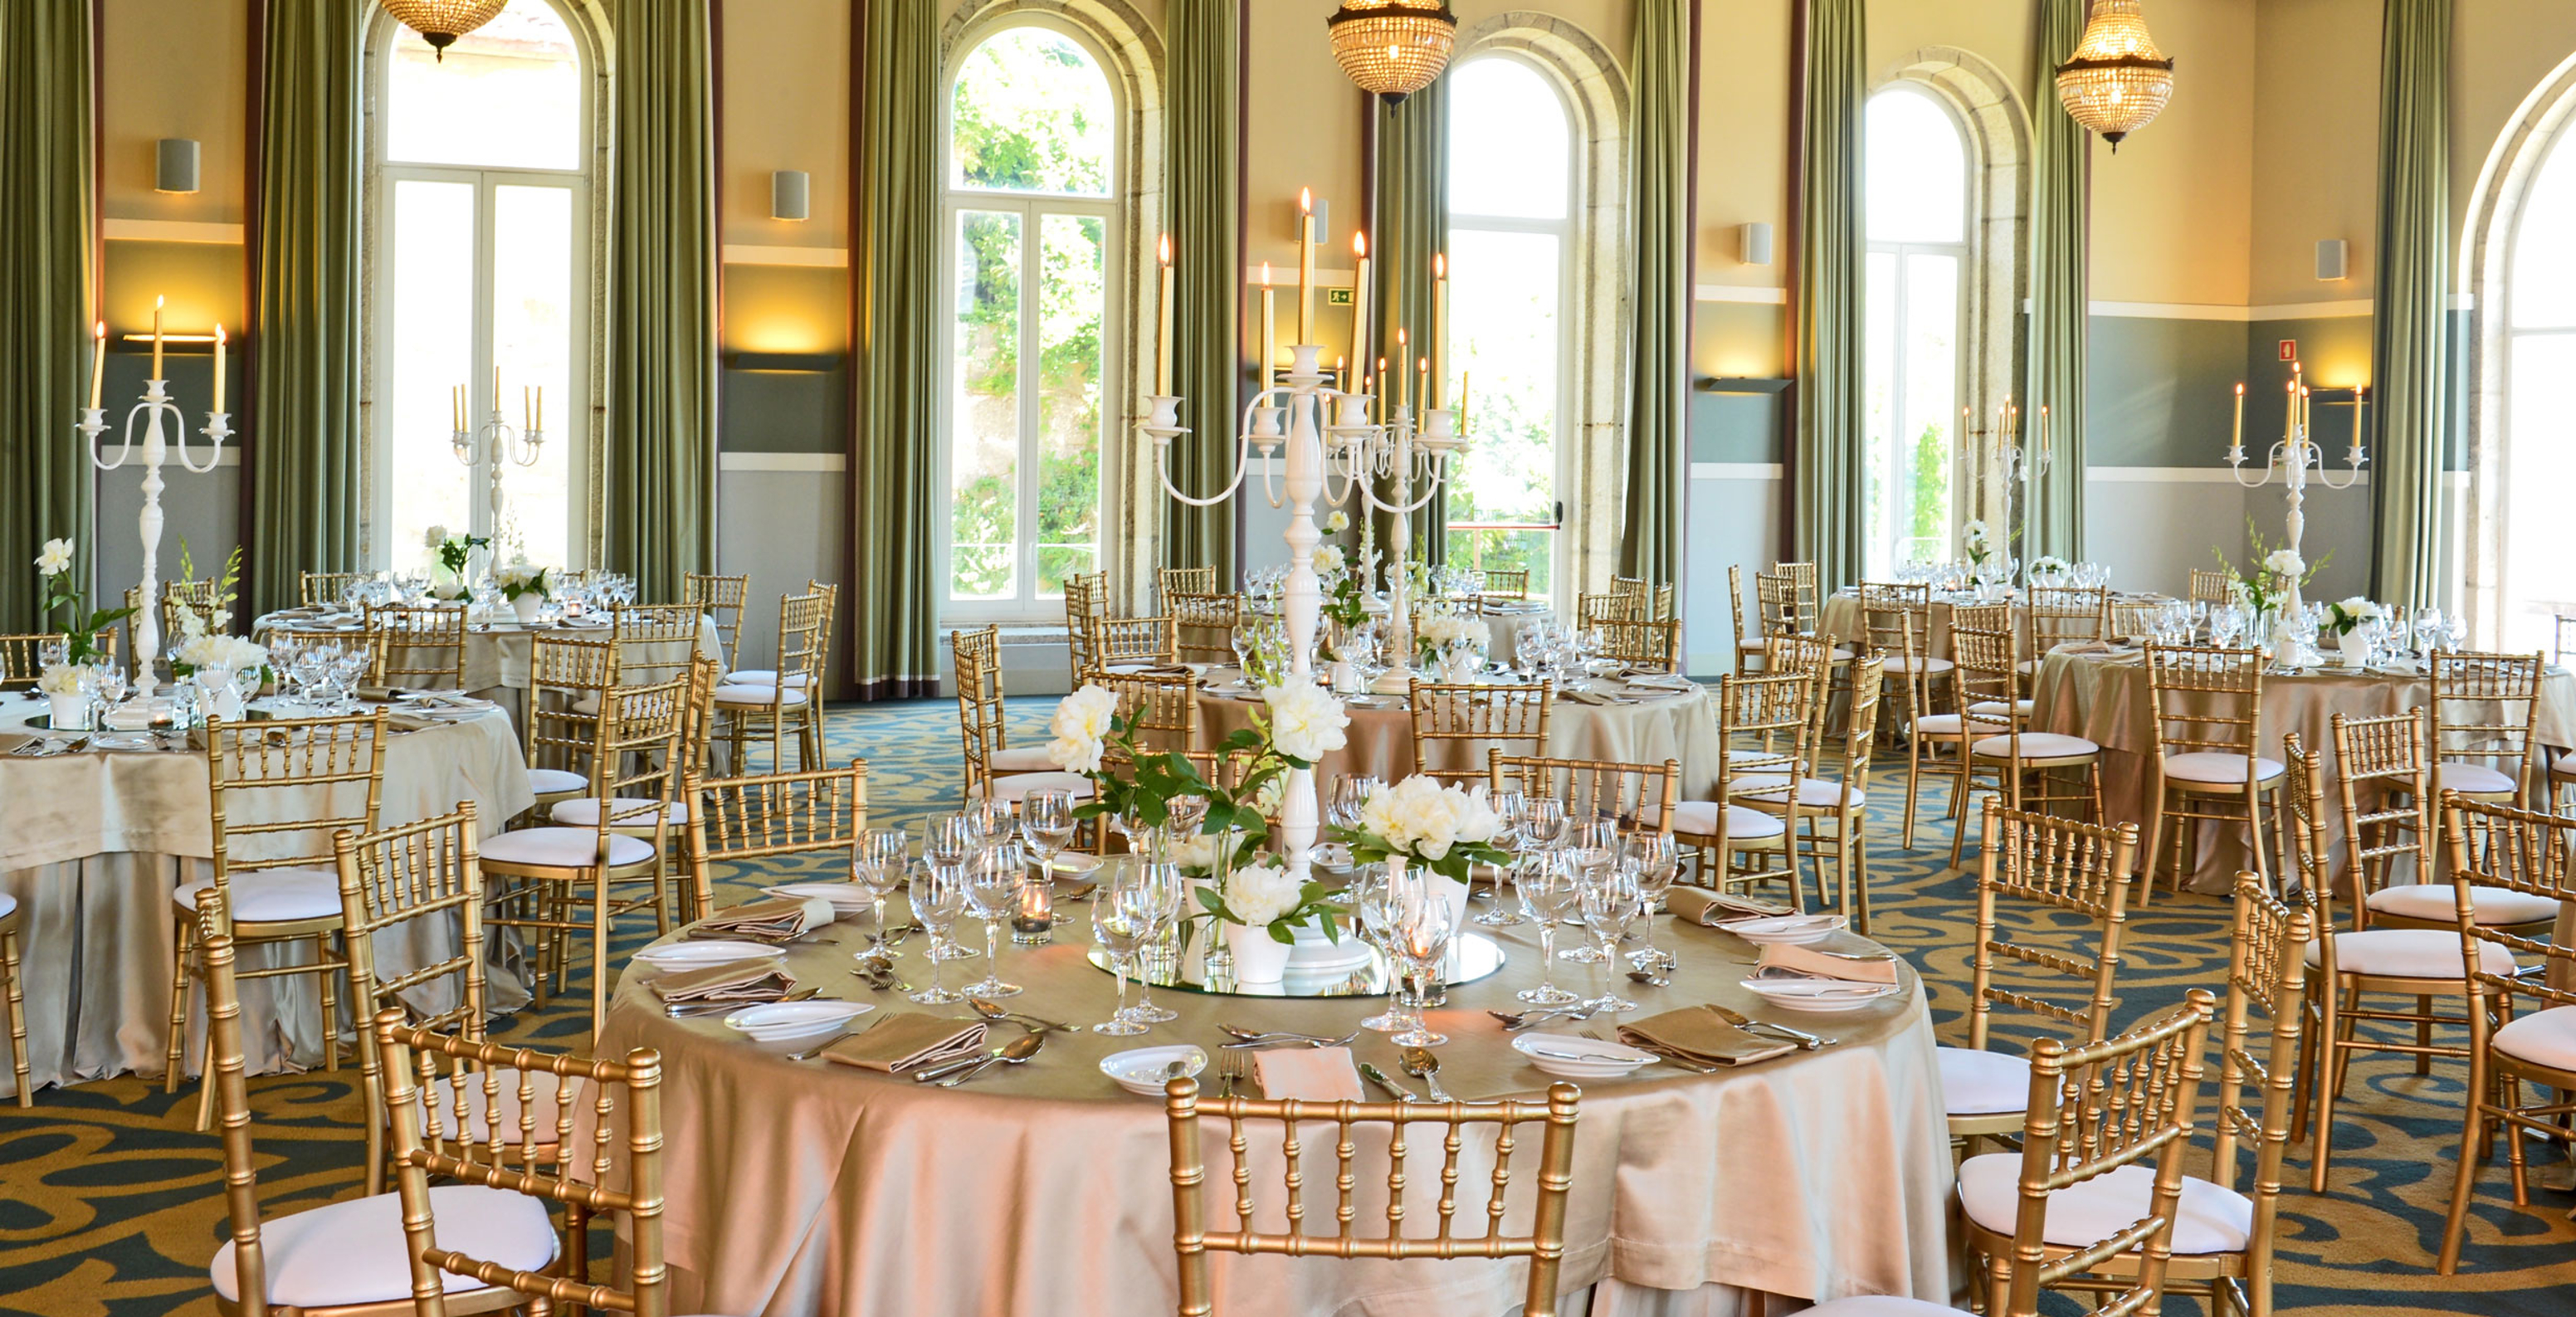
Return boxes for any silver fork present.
[1218,1049,1249,1099]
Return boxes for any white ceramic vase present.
[2336,630,2368,668]
[1222,921,1295,984]
[48,693,91,730]
[511,593,545,625]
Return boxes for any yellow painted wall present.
[2090,0,2256,307]
[99,0,249,227]
[720,0,851,252]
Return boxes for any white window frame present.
[938,17,1125,624]
[2496,117,2576,653]
[1862,85,1971,581]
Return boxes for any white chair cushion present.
[1736,637,1765,652]
[1647,801,1788,840]
[1738,773,1865,809]
[974,771,1095,804]
[1913,713,1966,736]
[210,1184,557,1307]
[2491,1005,2576,1070]
[549,797,691,828]
[479,827,657,870]
[2305,929,2518,979]
[1957,1152,2253,1256]
[724,668,815,690]
[1971,732,2099,759]
[527,767,590,796]
[1802,1300,1969,1317]
[989,744,1064,773]
[173,868,344,923]
[1967,699,2036,717]
[2161,751,2286,784]
[2553,754,2575,780]
[0,890,15,921]
[425,1068,582,1142]
[2367,882,2560,927]
[1881,656,1954,675]
[1936,1046,2032,1117]
[715,685,810,708]
[2434,762,2518,795]
[570,694,601,717]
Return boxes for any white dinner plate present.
[1100,1045,1208,1096]
[1722,915,1847,946]
[1737,977,1904,1014]
[722,1000,875,1041]
[764,882,876,916]
[632,941,785,970]
[1511,1032,1654,1080]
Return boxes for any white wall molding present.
[2076,298,2375,322]
[1689,461,1784,480]
[101,218,244,244]
[720,244,849,268]
[718,451,846,472]
[2087,465,2468,489]
[1692,284,1788,305]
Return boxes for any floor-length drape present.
[848,0,939,700]
[0,1,95,630]
[2369,0,2450,608]
[1791,0,1866,591]
[607,0,719,604]
[1369,85,1450,570]
[1160,0,1241,586]
[245,0,363,618]
[1617,0,1690,588]
[2025,0,2089,561]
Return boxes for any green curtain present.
[2368,0,2449,608]
[607,0,718,604]
[1369,83,1449,569]
[0,1,95,630]
[1161,0,1241,585]
[1792,0,1866,591]
[2025,0,2089,560]
[1616,0,1690,588]
[849,0,939,699]
[246,0,363,618]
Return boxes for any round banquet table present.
[2030,647,2576,892]
[1196,670,1730,799]
[595,875,1951,1317]
[1246,600,1556,671]
[1818,589,2176,661]
[251,607,722,725]
[0,691,534,1096]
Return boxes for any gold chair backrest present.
[682,571,749,666]
[612,604,704,687]
[573,666,698,855]
[734,589,827,715]
[1163,1078,1583,1317]
[526,635,619,791]
[1951,625,2018,726]
[2430,651,2542,798]
[2188,567,2236,607]
[376,1011,668,1317]
[1063,570,1110,684]
[1170,592,1243,666]
[1092,671,1200,756]
[1408,680,1554,784]
[366,602,470,690]
[298,571,370,607]
[2327,709,2432,925]
[954,633,1010,793]
[2107,598,2165,640]
[1753,568,1812,638]
[2142,644,2265,762]
[2205,873,2312,1317]
[1965,800,2137,1055]
[1487,752,1679,835]
[2440,793,2576,1018]
[1951,600,2013,635]
[333,803,487,1193]
[207,711,391,896]
[1727,564,1754,665]
[1598,617,1682,674]
[1159,566,1219,604]
[2281,734,2347,942]
[685,759,869,924]
[1715,669,1811,788]
[1479,567,1530,602]
[803,578,840,696]
[1761,635,1836,773]
[1577,591,1641,625]
[2025,586,2110,650]
[1835,654,1887,774]
[1086,614,1180,667]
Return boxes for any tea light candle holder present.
[1010,872,1054,945]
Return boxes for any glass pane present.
[388,179,478,573]
[1862,251,1898,580]
[386,0,581,170]
[491,184,574,566]
[2510,127,2576,329]
[1447,59,1570,221]
[1443,228,1560,597]
[1897,253,1959,567]
[949,29,1112,196]
[1035,212,1105,599]
[1866,89,1967,244]
[2504,334,2576,652]
[951,209,1023,602]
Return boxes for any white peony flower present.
[37,664,84,696]
[1358,776,1500,862]
[1227,862,1304,929]
[177,632,266,671]
[1963,520,1990,548]
[423,524,450,550]
[1261,679,1349,762]
[1325,511,1350,534]
[1417,610,1482,649]
[1046,683,1120,774]
[2261,549,2305,579]
[2337,596,2386,622]
[1169,831,1223,872]
[34,538,72,577]
[1313,544,1345,576]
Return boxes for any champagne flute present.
[1513,858,1583,1007]
[960,841,1025,998]
[905,861,968,1005]
[1090,870,1154,1036]
[851,827,909,946]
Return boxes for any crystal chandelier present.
[383,0,510,60]
[2054,0,2175,149]
[1325,1,1458,104]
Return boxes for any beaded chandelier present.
[2054,0,2176,149]
[1325,1,1458,105]
[383,0,510,60]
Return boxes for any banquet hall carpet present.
[2,697,2570,1316]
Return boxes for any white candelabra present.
[79,376,231,701]
[451,393,544,562]
[1330,400,1462,692]
[1958,401,2052,564]
[2224,368,2367,622]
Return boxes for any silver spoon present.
[968,998,1076,1034]
[1626,967,1671,988]
[1398,1047,1454,1102]
[933,1031,1047,1087]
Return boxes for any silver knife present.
[1356,1062,1418,1103]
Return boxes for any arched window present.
[1861,86,1968,580]
[370,0,591,568]
[1446,56,1574,598]
[2496,113,2576,652]
[944,24,1117,614]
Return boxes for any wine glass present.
[960,841,1025,998]
[1514,857,1583,1007]
[1090,868,1156,1036]
[1345,865,1412,1032]
[1473,789,1528,928]
[1387,874,1458,1047]
[851,827,909,947]
[1122,861,1185,1024]
[1578,868,1645,1013]
[1620,831,1681,969]
[329,643,371,711]
[232,664,264,714]
[1018,789,1077,878]
[904,861,968,1005]
[93,663,130,719]
[920,817,980,962]
[964,797,1015,848]
[1554,842,1618,963]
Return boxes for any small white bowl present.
[722,1000,874,1041]
[1101,1045,1208,1096]
[632,941,785,970]
[764,881,876,917]
[1722,914,1847,946]
[1510,1032,1654,1080]
[1736,978,1903,1014]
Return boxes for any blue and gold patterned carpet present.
[2,698,2569,1315]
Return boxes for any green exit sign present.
[1327,288,1354,305]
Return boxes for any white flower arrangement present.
[1355,776,1502,866]
[35,538,73,578]
[1169,830,1224,872]
[1325,510,1350,534]
[176,632,266,672]
[1261,679,1349,763]
[1046,684,1120,775]
[2261,549,2305,580]
[2328,596,2388,636]
[37,664,85,697]
[2029,554,2071,579]
[1312,544,1346,576]
[1225,862,1305,929]
[422,524,450,551]
[491,558,551,601]
[1962,520,1993,565]
[1416,610,1482,650]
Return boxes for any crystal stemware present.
[851,826,909,945]
[1554,843,1617,963]
[1620,831,1681,968]
[1018,788,1077,877]
[1387,873,1458,1047]
[1122,861,1184,1024]
[1090,869,1154,1036]
[921,816,981,960]
[1472,789,1529,927]
[1513,858,1583,1007]
[1350,865,1409,1031]
[904,861,968,1005]
[959,842,1025,998]
[1578,869,1644,1013]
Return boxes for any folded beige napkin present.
[386,712,443,733]
[1563,690,1612,706]
[650,960,797,1005]
[1754,941,1901,986]
[1255,1046,1367,1101]
[1665,887,1793,925]
[822,1013,988,1074]
[698,896,831,940]
[1617,1007,1796,1067]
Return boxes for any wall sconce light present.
[772,169,811,222]
[2315,239,2347,281]
[156,139,201,194]
[1739,222,1773,266]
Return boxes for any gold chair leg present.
[2,927,27,1108]
[588,871,613,1045]
[316,934,340,1074]
[163,918,196,1092]
[2437,1047,2490,1273]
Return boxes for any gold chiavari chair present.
[1948,627,2105,871]
[610,603,706,689]
[1911,624,2007,855]
[2282,737,2510,1192]
[682,570,750,667]
[1478,567,1530,605]
[1091,670,1201,757]
[1488,752,1680,835]
[522,634,618,812]
[1950,600,2013,636]
[1726,565,1765,671]
[2134,645,2282,905]
[1743,655,1883,928]
[2429,650,2543,804]
[1408,680,1553,784]
[2434,792,2576,1273]
[298,571,371,607]
[715,588,827,773]
[1086,613,1182,669]
[1171,591,1244,666]
[1595,615,1683,674]
[1861,593,1951,849]
[1940,800,2138,1148]
[163,710,390,1103]
[2022,585,2110,671]
[196,891,551,1317]
[0,886,24,1106]
[1576,590,1640,626]
[2189,567,2237,607]
[2107,598,2166,640]
[2330,710,2560,935]
[0,630,115,690]
[376,1010,663,1317]
[549,654,724,841]
[1063,569,1110,685]
[1954,992,2217,1317]
[1761,635,1836,768]
[954,630,1067,801]
[366,602,470,690]
[1163,1077,1583,1317]
[685,758,870,927]
[1159,564,1219,606]
[1666,670,1809,905]
[330,803,490,1197]
[1753,567,1812,641]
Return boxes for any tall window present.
[1861,87,1966,580]
[1445,57,1570,598]
[2499,115,2576,652]
[372,0,588,569]
[944,27,1115,614]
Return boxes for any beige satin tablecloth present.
[1819,591,2174,661]
[0,693,535,1095]
[2030,651,2576,892]
[253,609,720,725]
[596,881,1950,1316]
